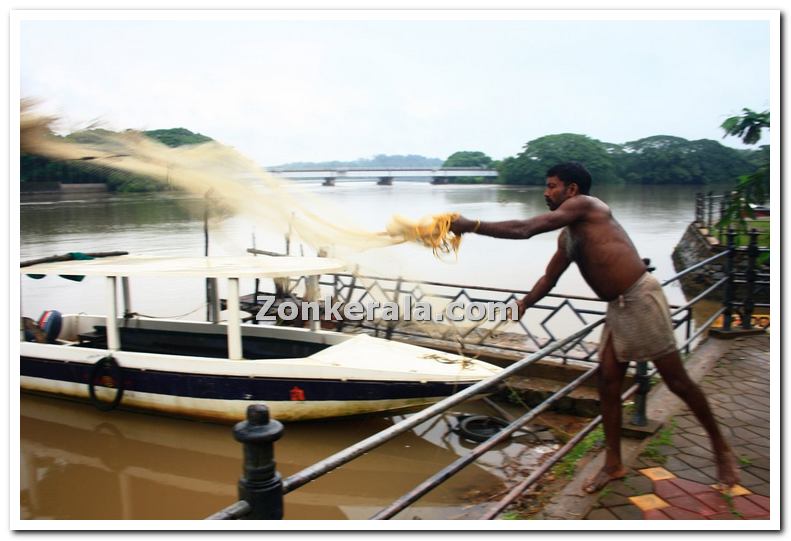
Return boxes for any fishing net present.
[20,100,510,353]
[20,100,463,260]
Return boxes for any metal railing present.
[208,227,767,521]
[695,191,770,246]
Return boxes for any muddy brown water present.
[19,182,716,520]
[20,393,559,520]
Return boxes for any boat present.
[19,254,502,422]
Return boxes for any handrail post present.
[742,229,759,330]
[718,191,727,244]
[722,228,736,332]
[234,404,284,520]
[386,277,403,341]
[630,361,650,427]
[695,193,702,225]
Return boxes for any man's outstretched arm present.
[451,197,589,239]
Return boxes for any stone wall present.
[671,222,768,304]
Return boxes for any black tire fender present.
[88,355,125,411]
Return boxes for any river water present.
[19,181,709,520]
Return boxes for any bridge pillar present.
[431,176,449,185]
[322,177,335,187]
[377,177,393,186]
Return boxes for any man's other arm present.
[516,233,572,318]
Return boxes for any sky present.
[18,13,772,166]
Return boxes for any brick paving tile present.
[629,494,670,511]
[644,509,671,520]
[620,474,654,495]
[736,469,769,488]
[674,444,713,460]
[743,426,770,439]
[675,452,714,469]
[609,504,644,520]
[694,492,732,515]
[745,494,770,511]
[683,425,708,437]
[731,497,769,519]
[665,495,717,516]
[669,478,717,495]
[639,467,675,481]
[674,468,717,485]
[673,415,697,428]
[707,512,742,520]
[745,466,770,482]
[597,492,630,507]
[719,416,747,428]
[682,433,713,448]
[585,508,619,520]
[663,507,706,520]
[711,484,751,497]
[654,479,687,500]
[747,483,769,497]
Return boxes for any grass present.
[710,217,770,248]
[640,419,677,464]
[738,455,753,467]
[552,426,605,479]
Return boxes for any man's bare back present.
[558,195,646,301]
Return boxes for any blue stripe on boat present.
[21,356,475,401]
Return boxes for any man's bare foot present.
[715,450,741,489]
[583,466,628,494]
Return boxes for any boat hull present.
[21,356,480,423]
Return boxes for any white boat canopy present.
[21,254,347,360]
[20,255,347,278]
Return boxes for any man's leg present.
[652,349,740,488]
[584,335,630,493]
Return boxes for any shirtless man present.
[450,161,739,493]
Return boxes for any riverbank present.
[525,332,774,524]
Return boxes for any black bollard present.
[630,361,650,427]
[234,404,284,519]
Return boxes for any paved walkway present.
[585,334,771,520]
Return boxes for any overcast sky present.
[19,14,771,166]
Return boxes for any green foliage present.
[552,426,605,478]
[640,419,676,464]
[443,150,494,168]
[143,127,213,147]
[498,134,621,186]
[717,108,770,234]
[721,108,769,145]
[21,127,213,192]
[495,132,760,188]
[619,136,755,186]
[738,455,753,466]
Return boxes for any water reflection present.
[21,394,550,520]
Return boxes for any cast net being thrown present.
[20,100,464,259]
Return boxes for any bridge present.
[264,167,499,186]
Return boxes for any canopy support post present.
[227,277,243,360]
[106,276,120,351]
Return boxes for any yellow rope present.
[386,212,462,259]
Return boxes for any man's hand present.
[507,297,528,320]
[516,297,528,319]
[449,215,478,236]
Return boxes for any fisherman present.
[449,161,739,493]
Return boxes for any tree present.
[718,108,770,233]
[442,151,494,168]
[618,135,755,186]
[497,134,621,186]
